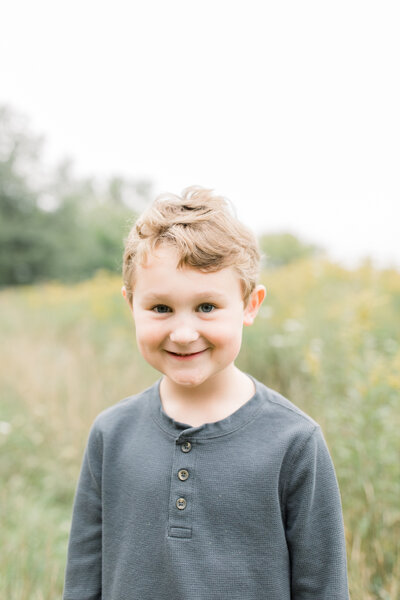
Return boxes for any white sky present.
[1,0,399,267]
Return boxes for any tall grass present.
[1,262,399,599]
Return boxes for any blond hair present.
[122,186,260,305]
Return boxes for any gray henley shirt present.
[63,377,349,599]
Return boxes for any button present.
[181,441,192,453]
[176,497,187,510]
[178,469,189,481]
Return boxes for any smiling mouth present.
[166,349,207,359]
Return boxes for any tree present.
[0,105,152,286]
[0,106,54,284]
[259,232,322,268]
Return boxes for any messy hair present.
[122,186,260,305]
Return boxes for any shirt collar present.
[150,375,264,440]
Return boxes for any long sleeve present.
[283,426,349,599]
[63,424,103,600]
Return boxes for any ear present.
[243,285,266,326]
[121,286,134,313]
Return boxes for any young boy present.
[63,187,349,599]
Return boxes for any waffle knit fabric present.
[63,377,349,599]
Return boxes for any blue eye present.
[152,305,171,313]
[198,303,215,313]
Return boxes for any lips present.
[165,349,207,359]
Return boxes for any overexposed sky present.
[1,0,399,266]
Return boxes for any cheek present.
[134,320,165,349]
[208,318,244,348]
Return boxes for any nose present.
[169,325,200,345]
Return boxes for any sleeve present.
[283,426,349,599]
[63,423,103,600]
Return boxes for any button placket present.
[168,438,196,538]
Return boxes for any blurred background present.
[1,1,399,598]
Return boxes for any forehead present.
[133,246,243,299]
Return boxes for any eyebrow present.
[141,291,228,302]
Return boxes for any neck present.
[160,367,255,426]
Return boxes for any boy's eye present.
[152,304,172,313]
[198,303,215,313]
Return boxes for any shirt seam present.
[87,427,102,494]
[265,393,318,427]
[281,424,319,507]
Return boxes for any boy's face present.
[127,245,264,392]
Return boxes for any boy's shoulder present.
[91,381,159,435]
[251,380,329,472]
[253,377,318,429]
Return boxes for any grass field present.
[1,260,399,599]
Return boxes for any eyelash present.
[198,303,216,313]
[151,305,171,314]
[151,303,216,314]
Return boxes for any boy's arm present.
[283,426,349,599]
[63,424,103,600]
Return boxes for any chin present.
[173,378,203,388]
[168,372,208,388]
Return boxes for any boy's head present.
[122,186,266,392]
[122,186,261,307]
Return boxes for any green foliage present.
[1,260,399,598]
[240,259,400,598]
[0,107,50,284]
[259,232,322,267]
[0,106,149,286]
